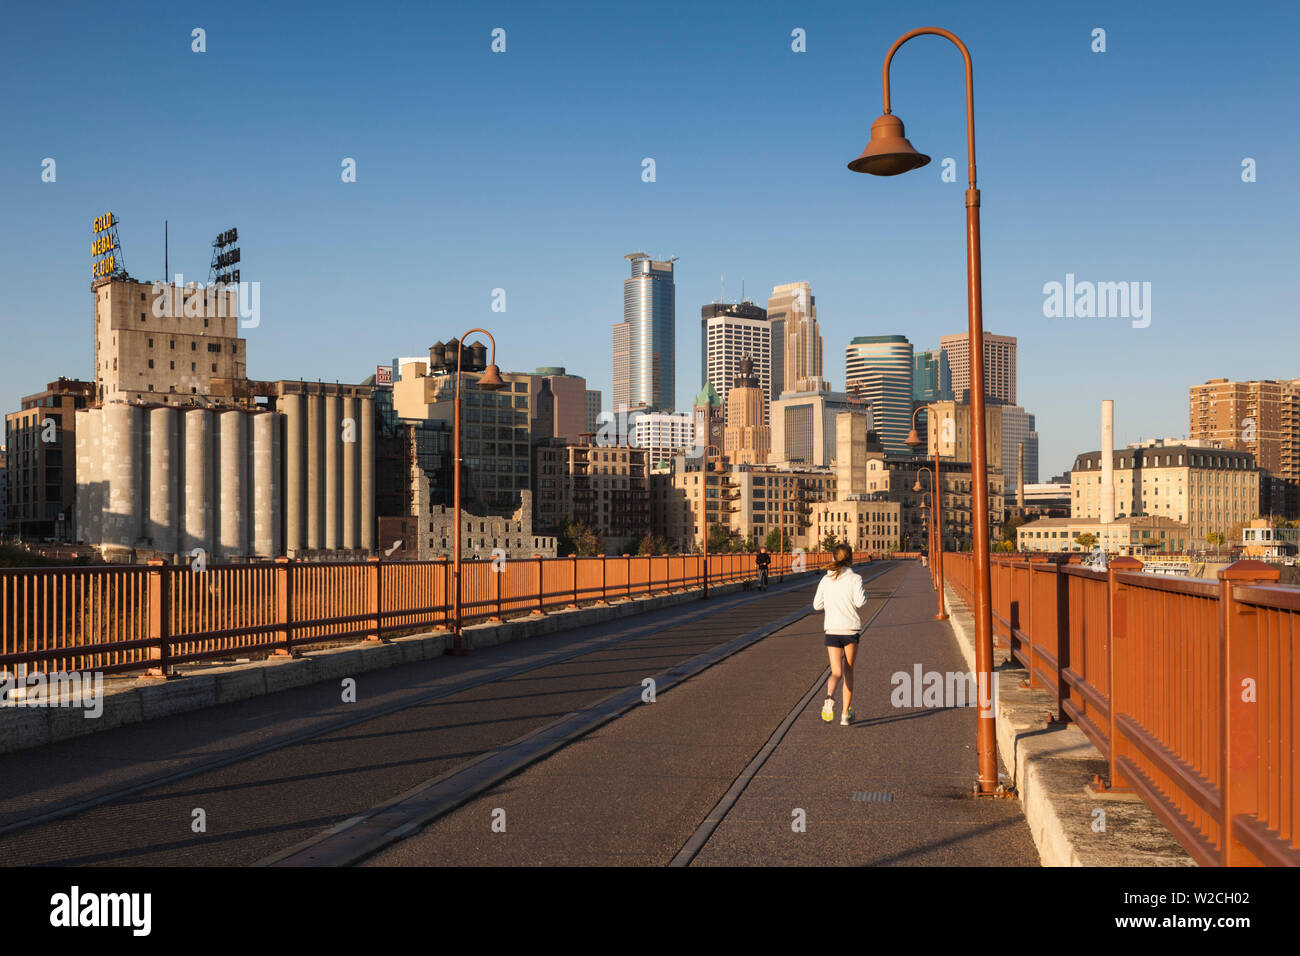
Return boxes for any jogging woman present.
[812,544,867,725]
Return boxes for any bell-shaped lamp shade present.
[848,114,930,176]
[905,428,922,447]
[477,363,507,391]
[912,481,924,492]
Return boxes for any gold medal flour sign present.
[91,212,119,278]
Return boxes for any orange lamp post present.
[850,27,994,793]
[451,329,506,653]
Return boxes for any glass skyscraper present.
[845,334,914,456]
[615,253,676,412]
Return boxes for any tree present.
[1074,532,1098,551]
[637,534,667,556]
[1000,515,1028,543]
[821,531,838,553]
[994,539,1015,553]
[708,522,740,553]
[1206,531,1225,555]
[764,527,789,552]
[557,518,604,557]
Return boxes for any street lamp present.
[851,27,996,794]
[698,443,726,599]
[906,405,948,621]
[915,465,936,589]
[451,328,506,653]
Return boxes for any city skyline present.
[3,1,1298,481]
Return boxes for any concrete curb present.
[0,575,795,756]
[940,581,1193,867]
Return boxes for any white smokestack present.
[1100,400,1115,524]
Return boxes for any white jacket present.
[813,567,868,634]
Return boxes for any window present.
[169,361,174,370]
[191,342,196,351]
[148,360,154,369]
[170,340,175,349]
[139,313,146,322]
[148,338,153,347]
[191,363,196,372]
[211,364,217,372]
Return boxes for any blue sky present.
[2,0,1297,478]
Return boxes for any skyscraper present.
[614,252,676,412]
[1000,405,1039,495]
[845,335,914,455]
[939,331,1017,405]
[723,354,770,465]
[701,300,770,424]
[912,350,953,403]
[768,282,824,394]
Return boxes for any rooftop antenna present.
[721,274,724,304]
[164,220,168,282]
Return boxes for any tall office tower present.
[617,252,676,412]
[723,355,771,465]
[612,321,631,411]
[1000,405,1039,495]
[701,300,771,424]
[768,282,824,394]
[1189,378,1300,514]
[940,331,1017,405]
[585,389,602,437]
[844,335,914,456]
[912,350,953,403]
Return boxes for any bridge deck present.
[0,561,1036,867]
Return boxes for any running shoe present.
[821,697,835,722]
[841,706,853,726]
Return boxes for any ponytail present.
[829,543,854,579]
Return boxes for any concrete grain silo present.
[218,410,248,560]
[324,393,341,550]
[102,402,142,551]
[306,391,324,550]
[183,407,213,558]
[148,406,179,557]
[251,410,280,557]
[281,392,305,555]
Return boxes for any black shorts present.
[824,633,860,649]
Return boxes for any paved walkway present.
[1,561,1037,866]
[368,562,1036,866]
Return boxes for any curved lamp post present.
[906,405,948,621]
[915,465,936,588]
[849,27,996,794]
[451,329,506,652]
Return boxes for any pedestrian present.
[812,543,867,725]
[755,545,772,591]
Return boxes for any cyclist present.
[755,546,772,591]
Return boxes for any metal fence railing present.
[0,551,831,679]
[941,551,1298,867]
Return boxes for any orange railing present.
[0,551,830,678]
[942,551,1298,867]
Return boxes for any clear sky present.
[2,0,1297,478]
